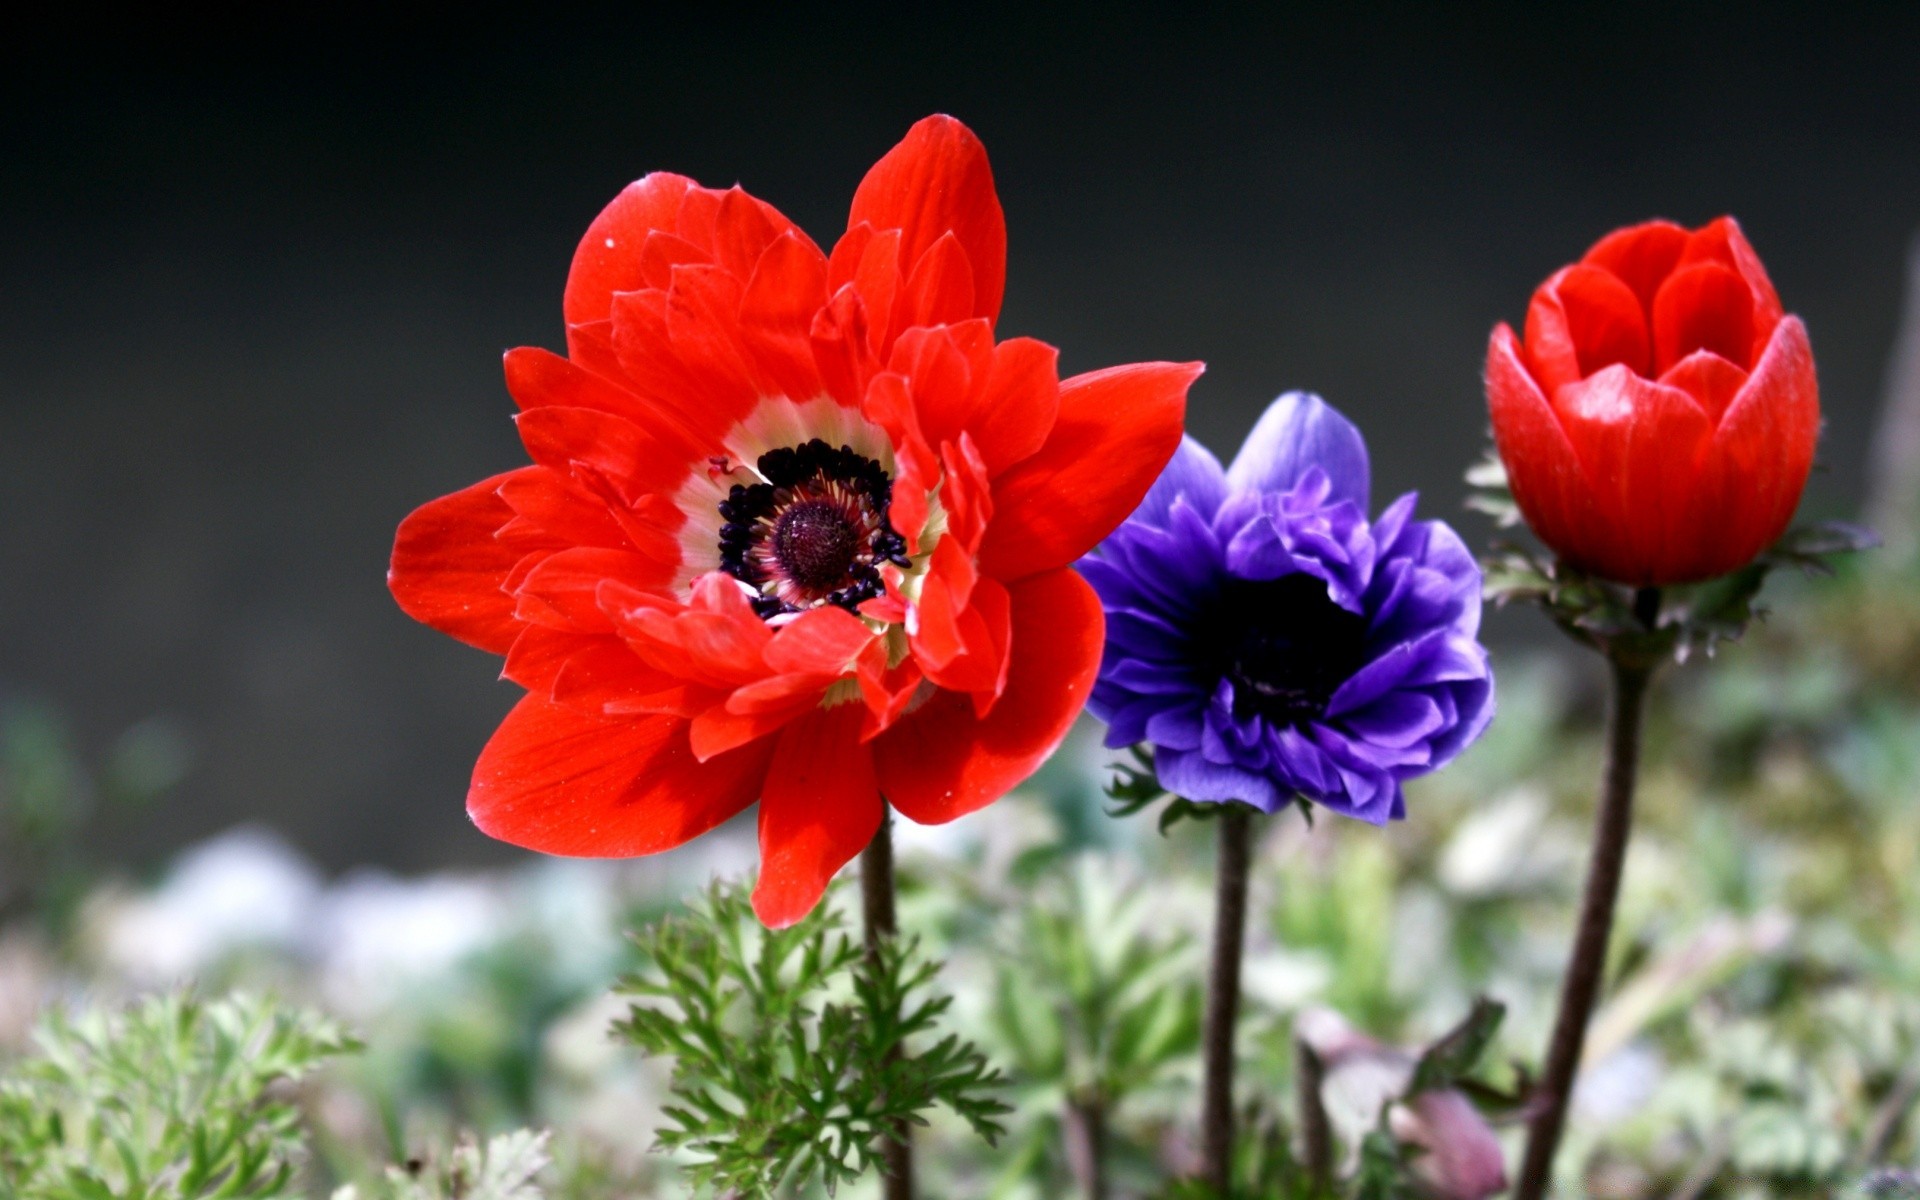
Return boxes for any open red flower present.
[389,115,1200,926]
[1486,217,1819,585]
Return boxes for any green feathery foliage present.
[612,880,1009,1198]
[0,991,358,1200]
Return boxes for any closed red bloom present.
[1485,217,1819,585]
[389,115,1199,926]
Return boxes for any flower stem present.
[861,809,913,1200]
[1065,1092,1109,1200]
[1513,651,1654,1200]
[1201,804,1254,1197]
[1294,1037,1333,1193]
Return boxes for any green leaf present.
[1408,996,1506,1095]
[611,879,1007,1198]
[0,991,357,1200]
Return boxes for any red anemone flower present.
[389,116,1200,926]
[1486,217,1819,585]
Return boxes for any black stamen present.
[1193,574,1371,726]
[714,438,908,620]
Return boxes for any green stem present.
[1201,805,1253,1197]
[1513,651,1654,1199]
[1065,1091,1108,1200]
[861,810,914,1200]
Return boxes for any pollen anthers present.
[717,438,912,620]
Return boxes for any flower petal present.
[1652,262,1757,374]
[469,696,768,857]
[1484,324,1622,578]
[1551,364,1715,584]
[389,470,528,654]
[846,115,1007,327]
[563,173,804,331]
[564,173,699,328]
[1583,220,1688,312]
[1657,349,1750,423]
[874,566,1102,824]
[1679,216,1784,342]
[1158,743,1285,812]
[1224,392,1370,511]
[1690,316,1819,579]
[740,230,832,403]
[1525,264,1652,391]
[1127,434,1229,530]
[979,361,1201,581]
[752,705,882,927]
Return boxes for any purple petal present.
[1341,691,1447,749]
[1225,392,1371,511]
[1158,747,1286,813]
[1145,703,1206,751]
[1131,435,1229,528]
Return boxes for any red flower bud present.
[1485,218,1819,585]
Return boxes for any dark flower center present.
[1196,574,1371,726]
[717,439,910,619]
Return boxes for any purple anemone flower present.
[1078,393,1494,823]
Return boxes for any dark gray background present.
[4,7,1915,870]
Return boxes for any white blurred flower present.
[891,807,980,861]
[512,859,625,985]
[1438,787,1564,897]
[97,825,321,982]
[1575,1040,1665,1126]
[313,869,502,1012]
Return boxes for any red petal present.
[470,696,769,857]
[977,361,1200,581]
[1657,350,1750,423]
[503,346,654,426]
[390,470,526,654]
[689,607,872,759]
[1551,365,1715,584]
[1582,220,1688,312]
[1652,262,1758,374]
[874,567,1100,824]
[764,605,876,674]
[689,693,813,761]
[551,637,676,714]
[752,705,882,927]
[809,284,880,407]
[638,231,710,291]
[665,263,764,409]
[1690,316,1819,579]
[712,186,797,282]
[496,467,631,550]
[1680,216,1784,342]
[901,232,977,330]
[969,337,1061,475]
[605,573,774,685]
[861,371,937,553]
[910,537,980,670]
[513,546,668,632]
[564,173,697,328]
[563,174,806,330]
[503,624,586,693]
[515,405,698,502]
[893,322,1059,477]
[1524,264,1651,391]
[851,227,904,356]
[740,231,831,402]
[1485,325,1621,579]
[846,115,1007,327]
